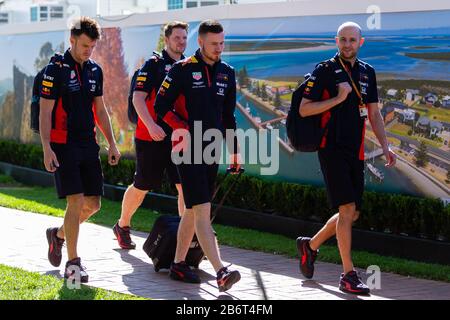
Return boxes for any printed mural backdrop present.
[0,10,449,198]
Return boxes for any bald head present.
[337,22,362,38]
[335,22,364,62]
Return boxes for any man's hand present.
[147,122,167,141]
[384,146,396,168]
[107,144,121,166]
[43,146,59,172]
[337,82,352,102]
[229,153,242,174]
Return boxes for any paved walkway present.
[2,207,450,300]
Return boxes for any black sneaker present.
[64,257,89,283]
[113,222,136,249]
[339,270,370,295]
[216,266,241,292]
[46,227,65,267]
[169,261,201,283]
[296,236,318,279]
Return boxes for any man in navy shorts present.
[41,17,121,283]
[155,20,242,292]
[296,22,396,295]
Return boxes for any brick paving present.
[2,206,449,300]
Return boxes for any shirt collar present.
[335,52,359,71]
[161,49,185,64]
[64,49,91,68]
[195,48,220,68]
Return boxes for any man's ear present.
[69,36,75,48]
[197,35,203,48]
[335,36,339,45]
[359,37,365,47]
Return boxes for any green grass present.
[1,185,450,283]
[0,264,146,300]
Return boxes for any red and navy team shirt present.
[40,49,103,145]
[133,49,184,141]
[303,53,379,160]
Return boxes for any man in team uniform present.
[154,20,242,292]
[296,22,396,295]
[112,22,189,250]
[42,17,121,283]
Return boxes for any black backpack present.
[30,53,64,134]
[127,51,164,124]
[286,59,339,152]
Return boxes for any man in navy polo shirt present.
[40,17,120,283]
[296,22,396,295]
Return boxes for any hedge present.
[1,139,449,242]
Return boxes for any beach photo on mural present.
[0,10,448,198]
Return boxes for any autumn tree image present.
[91,27,130,143]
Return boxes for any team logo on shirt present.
[307,81,314,88]
[217,73,228,81]
[360,73,369,82]
[192,72,202,81]
[217,88,225,96]
[165,64,172,72]
[42,80,53,88]
[70,70,76,79]
[41,87,51,95]
[162,81,170,89]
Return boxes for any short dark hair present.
[164,21,189,37]
[198,20,223,36]
[70,16,101,40]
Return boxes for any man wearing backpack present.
[112,21,189,250]
[296,22,396,295]
[41,17,120,283]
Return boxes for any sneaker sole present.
[296,237,313,279]
[218,272,241,292]
[46,228,62,267]
[339,284,370,295]
[169,270,201,284]
[113,227,136,250]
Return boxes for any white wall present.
[0,0,449,35]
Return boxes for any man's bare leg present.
[192,202,223,273]
[336,203,356,274]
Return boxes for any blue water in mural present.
[222,34,450,196]
[224,35,450,81]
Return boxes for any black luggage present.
[143,168,244,272]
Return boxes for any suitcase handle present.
[210,167,245,223]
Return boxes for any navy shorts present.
[318,147,364,211]
[51,142,104,199]
[133,138,180,191]
[176,163,219,209]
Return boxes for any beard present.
[339,49,358,61]
[202,45,220,62]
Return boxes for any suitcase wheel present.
[154,266,160,272]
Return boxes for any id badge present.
[359,106,368,118]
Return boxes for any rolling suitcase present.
[143,168,244,272]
